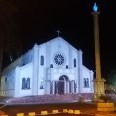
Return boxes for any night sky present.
[0,0,116,78]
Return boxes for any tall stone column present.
[92,3,105,97]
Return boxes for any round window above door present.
[54,52,65,66]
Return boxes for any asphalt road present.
[0,102,97,116]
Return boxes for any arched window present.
[5,77,7,83]
[40,56,44,65]
[22,78,26,89]
[86,78,89,87]
[22,78,30,89]
[84,78,89,88]
[40,80,44,89]
[66,65,68,69]
[84,78,86,87]
[50,64,53,68]
[27,78,30,89]
[74,58,76,67]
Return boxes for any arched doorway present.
[55,75,69,94]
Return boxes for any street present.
[1,102,97,116]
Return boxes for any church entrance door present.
[55,75,69,94]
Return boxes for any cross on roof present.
[56,29,61,37]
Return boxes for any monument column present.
[92,3,105,97]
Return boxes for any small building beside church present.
[0,36,94,97]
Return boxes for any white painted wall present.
[38,44,47,95]
[0,70,15,97]
[48,68,75,81]
[0,36,94,97]
[15,63,33,97]
[82,66,94,93]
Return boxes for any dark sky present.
[1,0,116,77]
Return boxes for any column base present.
[94,78,106,97]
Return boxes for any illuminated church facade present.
[0,37,94,97]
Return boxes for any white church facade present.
[0,37,94,97]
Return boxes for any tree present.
[105,67,116,87]
[0,0,22,75]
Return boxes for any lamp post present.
[92,3,105,97]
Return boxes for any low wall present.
[6,93,94,104]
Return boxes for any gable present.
[47,37,79,53]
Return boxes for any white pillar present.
[15,66,20,97]
[66,81,69,93]
[64,80,66,94]
[56,81,58,94]
[75,80,78,93]
[90,70,94,93]
[78,50,83,93]
[52,81,55,94]
[71,81,75,93]
[32,44,39,95]
[46,80,51,94]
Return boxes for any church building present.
[0,36,94,97]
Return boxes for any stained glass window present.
[40,56,44,65]
[54,53,64,66]
[74,58,76,67]
[84,78,89,88]
[22,78,31,89]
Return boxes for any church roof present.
[49,36,67,43]
[47,36,81,52]
[37,36,82,53]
